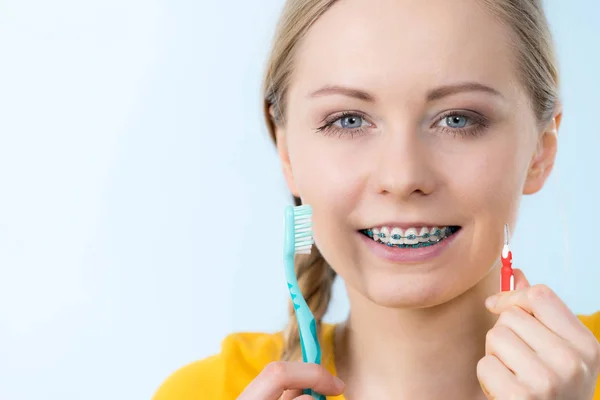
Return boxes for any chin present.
[354,270,459,309]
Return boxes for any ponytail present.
[261,0,341,358]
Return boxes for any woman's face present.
[276,0,558,308]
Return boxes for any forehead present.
[290,0,521,102]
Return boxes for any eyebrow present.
[426,82,503,101]
[308,85,377,102]
[308,82,503,103]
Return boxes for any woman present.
[154,0,600,398]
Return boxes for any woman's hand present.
[237,361,344,400]
[478,268,600,399]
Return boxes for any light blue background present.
[0,0,598,399]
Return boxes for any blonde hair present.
[262,0,560,361]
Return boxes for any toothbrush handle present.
[286,260,324,399]
[303,389,326,400]
[292,297,325,400]
[298,318,325,399]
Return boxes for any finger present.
[281,390,318,400]
[238,362,344,400]
[485,323,561,393]
[485,284,587,350]
[477,355,528,398]
[512,268,530,290]
[281,389,303,400]
[496,306,566,368]
[494,305,586,374]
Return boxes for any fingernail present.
[485,295,498,309]
[333,376,345,390]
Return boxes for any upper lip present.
[361,221,460,229]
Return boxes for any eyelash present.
[435,110,489,137]
[315,110,489,138]
[315,111,371,138]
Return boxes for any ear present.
[270,105,300,197]
[522,109,562,195]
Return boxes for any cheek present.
[445,129,532,213]
[445,130,531,270]
[286,133,371,257]
[451,150,513,207]
[287,134,369,209]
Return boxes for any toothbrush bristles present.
[504,224,509,245]
[294,205,314,254]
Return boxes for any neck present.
[335,266,500,400]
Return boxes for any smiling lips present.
[357,225,462,263]
[360,226,461,249]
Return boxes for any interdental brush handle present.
[501,224,513,292]
[501,249,513,292]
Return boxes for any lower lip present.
[358,229,461,263]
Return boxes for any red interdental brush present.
[501,223,514,292]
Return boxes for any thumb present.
[512,268,531,290]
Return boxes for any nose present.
[370,126,438,200]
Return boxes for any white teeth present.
[372,227,380,242]
[440,228,448,239]
[380,226,390,244]
[390,227,404,245]
[367,225,455,245]
[404,227,419,245]
[418,227,430,243]
[429,226,441,242]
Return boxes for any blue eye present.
[337,115,365,129]
[434,111,489,137]
[443,115,469,128]
[316,112,373,138]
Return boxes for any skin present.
[238,0,600,398]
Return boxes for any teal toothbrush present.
[283,204,325,400]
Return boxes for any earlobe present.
[522,111,561,195]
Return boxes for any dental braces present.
[363,227,454,240]
[361,227,458,248]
